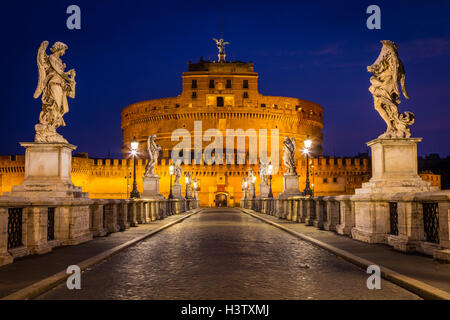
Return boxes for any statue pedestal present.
[142,176,165,199]
[277,174,301,199]
[259,183,269,198]
[172,183,184,200]
[7,142,87,199]
[352,138,438,244]
[355,138,437,195]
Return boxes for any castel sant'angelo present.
[0,41,440,206]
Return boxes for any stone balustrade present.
[0,197,200,266]
[242,191,450,262]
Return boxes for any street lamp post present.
[302,136,313,196]
[185,176,189,199]
[130,137,140,199]
[169,164,174,200]
[267,164,273,198]
[251,175,256,199]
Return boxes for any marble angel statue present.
[145,135,161,177]
[33,41,76,143]
[367,40,414,139]
[174,160,183,184]
[282,137,297,175]
[259,158,269,185]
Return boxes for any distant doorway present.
[215,193,228,207]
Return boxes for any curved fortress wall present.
[121,60,324,205]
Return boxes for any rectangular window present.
[217,96,224,107]
[261,103,266,108]
[191,80,197,89]
[209,80,215,89]
[226,80,232,88]
[192,92,197,98]
[243,80,249,89]
[323,178,328,183]
[243,92,248,99]
[333,177,337,183]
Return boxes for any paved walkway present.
[245,210,450,294]
[38,208,418,300]
[0,212,195,298]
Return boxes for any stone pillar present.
[25,206,52,254]
[335,196,354,235]
[105,203,120,233]
[314,197,325,229]
[127,202,138,227]
[57,203,92,245]
[324,198,340,231]
[304,198,316,226]
[352,198,389,243]
[291,199,299,222]
[117,202,129,230]
[299,198,308,223]
[135,201,144,224]
[89,201,107,236]
[0,207,14,266]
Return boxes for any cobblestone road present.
[39,208,419,300]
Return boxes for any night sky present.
[0,0,449,158]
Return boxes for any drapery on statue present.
[367,40,415,139]
[34,41,76,143]
[282,137,297,175]
[247,167,255,184]
[241,177,248,191]
[259,159,269,185]
[174,160,183,184]
[145,135,161,177]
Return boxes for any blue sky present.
[0,0,449,157]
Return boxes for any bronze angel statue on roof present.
[33,41,76,143]
[367,40,414,139]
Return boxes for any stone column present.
[127,201,138,227]
[0,207,14,266]
[335,196,354,235]
[324,198,340,231]
[313,197,325,229]
[299,198,308,223]
[304,198,316,226]
[135,201,144,224]
[25,206,52,254]
[89,201,107,236]
[117,202,129,230]
[105,202,120,233]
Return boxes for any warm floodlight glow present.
[252,176,256,183]
[169,165,174,175]
[131,136,139,151]
[193,182,198,189]
[243,181,248,189]
[131,150,137,156]
[268,164,273,175]
[185,176,189,184]
[303,148,310,155]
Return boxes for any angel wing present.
[223,42,230,45]
[212,38,219,44]
[33,41,50,99]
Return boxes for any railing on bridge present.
[241,192,450,262]
[0,197,200,266]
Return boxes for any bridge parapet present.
[242,191,450,262]
[0,197,200,267]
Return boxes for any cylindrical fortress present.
[121,59,323,206]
